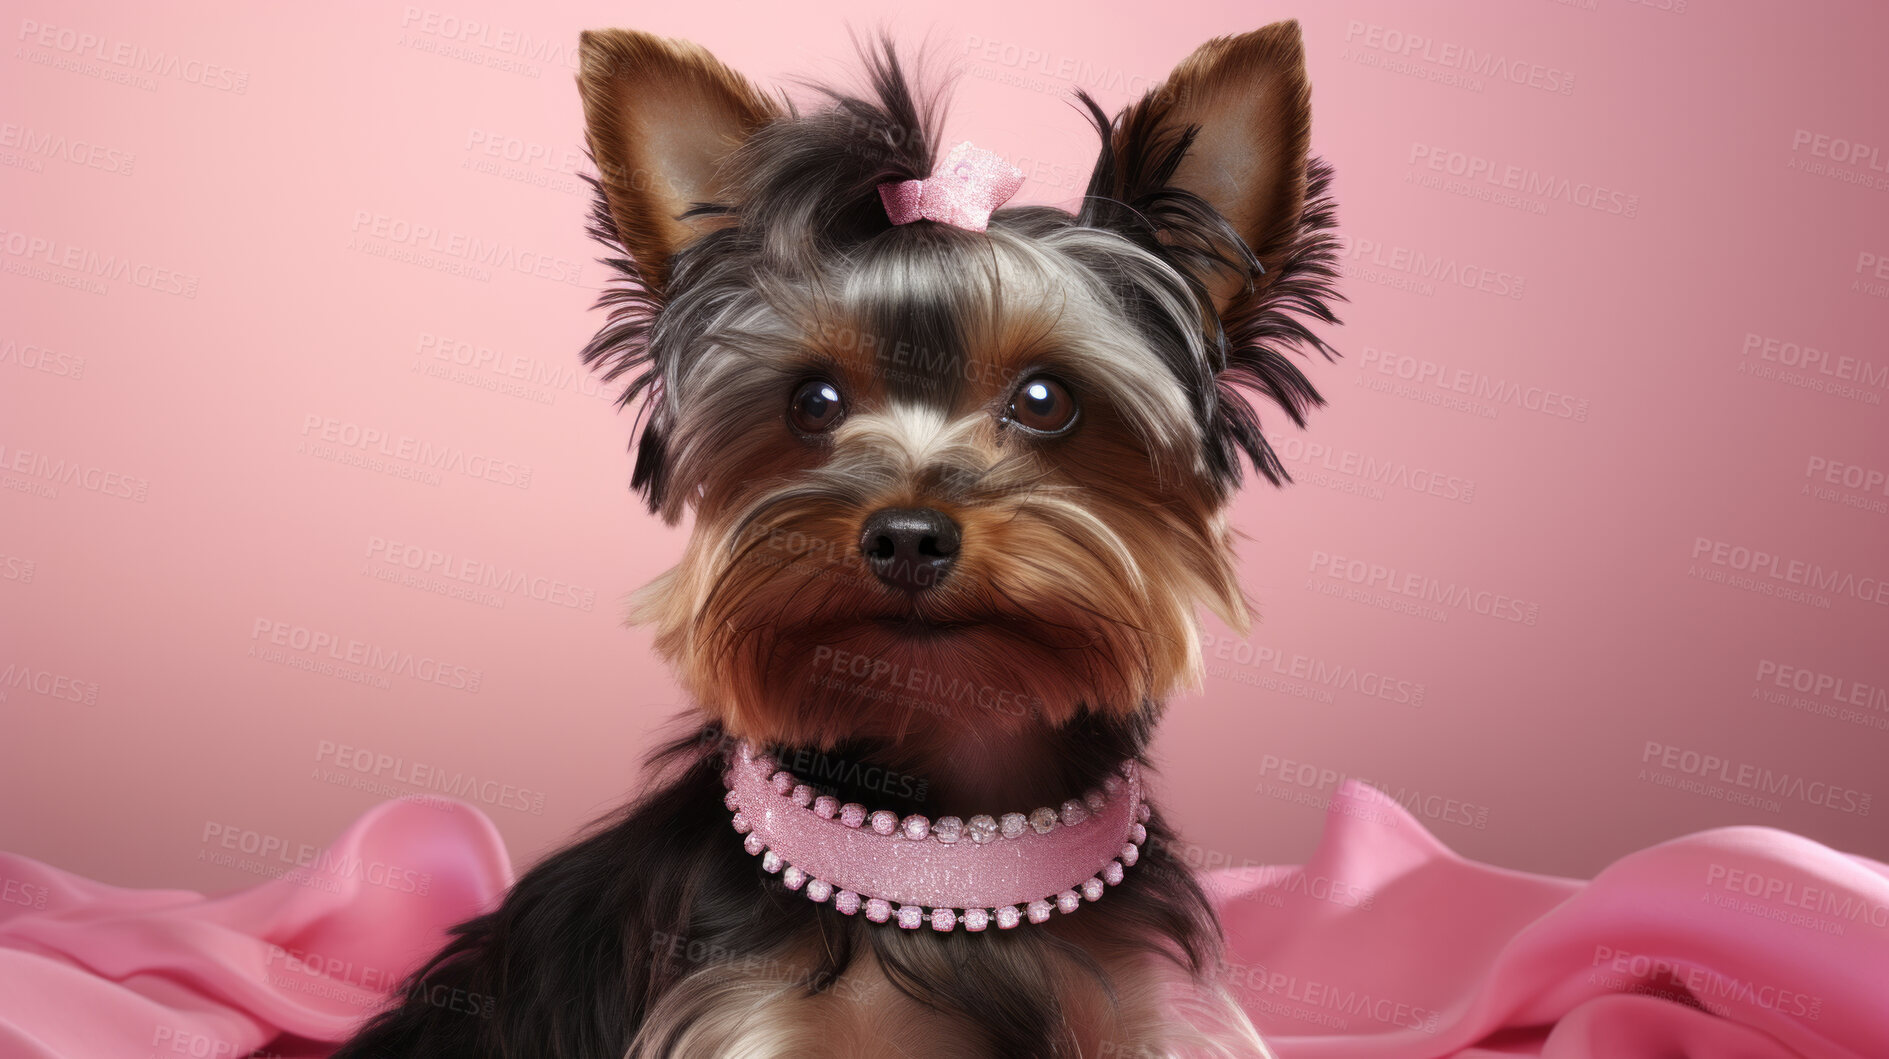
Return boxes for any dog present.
[335,18,1339,1058]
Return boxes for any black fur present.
[333,719,1220,1058]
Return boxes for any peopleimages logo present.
[15,19,251,93]
[347,211,583,286]
[1705,863,1889,931]
[365,536,596,612]
[1641,741,1871,816]
[0,663,99,706]
[1310,550,1541,626]
[0,442,150,501]
[1198,633,1426,707]
[1589,945,1822,1022]
[250,618,483,693]
[1342,21,1575,95]
[1690,537,1889,608]
[298,414,533,489]
[1407,144,1638,218]
[1756,661,1887,712]
[1332,235,1526,300]
[0,228,199,297]
[1358,346,1591,422]
[315,740,545,815]
[1254,755,1492,831]
[0,121,136,175]
[0,339,86,379]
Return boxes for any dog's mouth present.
[871,614,978,638]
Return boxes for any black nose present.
[859,507,961,592]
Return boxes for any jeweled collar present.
[722,740,1149,932]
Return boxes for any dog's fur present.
[335,21,1339,1059]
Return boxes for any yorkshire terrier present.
[337,18,1338,1058]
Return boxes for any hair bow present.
[877,141,1024,233]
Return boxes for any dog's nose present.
[859,507,960,592]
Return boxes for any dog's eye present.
[1006,376,1077,435]
[789,379,846,433]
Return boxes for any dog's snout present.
[860,507,960,592]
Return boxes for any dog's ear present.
[1090,21,1311,310]
[576,30,779,292]
[1082,21,1339,490]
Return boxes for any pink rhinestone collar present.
[723,741,1149,932]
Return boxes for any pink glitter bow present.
[877,140,1025,233]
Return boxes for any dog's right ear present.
[576,30,779,292]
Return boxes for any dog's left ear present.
[1088,20,1311,310]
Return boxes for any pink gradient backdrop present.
[2,0,1885,895]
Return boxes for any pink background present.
[2,0,1885,895]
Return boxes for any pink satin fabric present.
[1,780,1882,1057]
[0,798,512,1059]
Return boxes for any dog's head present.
[575,24,1339,750]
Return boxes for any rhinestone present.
[1059,799,1088,827]
[1084,789,1107,812]
[770,771,794,794]
[1026,899,1053,923]
[834,890,860,916]
[870,810,899,835]
[731,812,750,834]
[930,908,956,932]
[1130,823,1147,844]
[1102,775,1123,795]
[840,803,867,828]
[1136,803,1151,823]
[743,834,764,855]
[994,905,1021,929]
[738,743,756,764]
[967,815,999,844]
[782,866,806,890]
[865,898,892,923]
[721,770,735,790]
[900,815,930,841]
[1028,807,1058,834]
[962,907,990,932]
[1081,877,1104,902]
[1103,860,1124,885]
[1000,812,1028,839]
[761,851,783,873]
[1121,843,1139,867]
[791,784,814,807]
[932,816,963,844]
[807,879,832,902]
[814,795,839,819]
[897,905,924,929]
[1056,890,1081,914]
[723,790,740,811]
